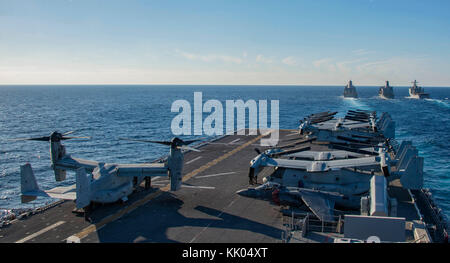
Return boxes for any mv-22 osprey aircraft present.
[238,110,423,222]
[16,131,201,211]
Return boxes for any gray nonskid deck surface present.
[1,130,296,243]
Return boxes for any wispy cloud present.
[281,56,297,66]
[307,55,438,85]
[255,54,273,64]
[313,58,336,72]
[336,58,368,72]
[175,49,243,64]
[352,49,374,56]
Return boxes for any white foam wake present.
[425,98,450,109]
[341,97,372,111]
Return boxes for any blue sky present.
[1,0,449,85]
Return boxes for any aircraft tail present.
[75,168,91,209]
[393,141,423,189]
[20,163,40,203]
[399,155,423,190]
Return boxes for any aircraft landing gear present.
[83,202,94,222]
[144,176,151,189]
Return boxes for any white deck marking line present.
[181,185,215,190]
[153,183,214,190]
[151,176,161,182]
[189,196,240,243]
[15,221,65,243]
[152,179,169,183]
[229,138,241,144]
[185,156,202,165]
[286,133,298,137]
[195,171,236,179]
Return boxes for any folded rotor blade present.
[178,145,201,152]
[180,139,204,145]
[10,136,50,141]
[62,131,76,136]
[119,138,172,145]
[61,136,91,140]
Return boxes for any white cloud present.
[281,56,297,66]
[352,49,374,56]
[175,49,243,64]
[336,58,368,73]
[313,58,336,72]
[255,54,273,64]
[313,58,331,68]
[1,48,449,86]
[306,55,446,85]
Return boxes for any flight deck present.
[0,129,438,243]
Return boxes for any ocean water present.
[1,85,449,218]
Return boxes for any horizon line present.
[1,83,450,88]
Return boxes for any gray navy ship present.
[343,80,358,98]
[379,81,395,99]
[0,110,448,243]
[409,80,430,99]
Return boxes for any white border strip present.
[195,171,236,179]
[185,156,202,165]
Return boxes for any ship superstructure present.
[409,80,430,99]
[379,81,395,99]
[343,80,358,98]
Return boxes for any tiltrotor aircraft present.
[16,131,201,210]
[238,110,423,222]
[298,110,396,141]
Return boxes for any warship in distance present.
[409,80,429,99]
[343,80,358,98]
[379,81,395,99]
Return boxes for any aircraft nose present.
[236,188,256,197]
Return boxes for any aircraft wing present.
[266,158,311,170]
[23,185,77,200]
[325,156,379,169]
[54,156,99,172]
[268,156,378,172]
[296,189,336,222]
[116,163,168,177]
[314,122,336,129]
[285,150,366,160]
[344,123,371,129]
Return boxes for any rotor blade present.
[310,116,334,124]
[329,143,378,156]
[309,111,337,119]
[119,138,172,145]
[10,136,50,141]
[308,111,330,118]
[270,146,311,157]
[278,136,317,149]
[178,145,201,152]
[336,135,370,144]
[180,139,203,145]
[61,136,91,140]
[62,131,76,136]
